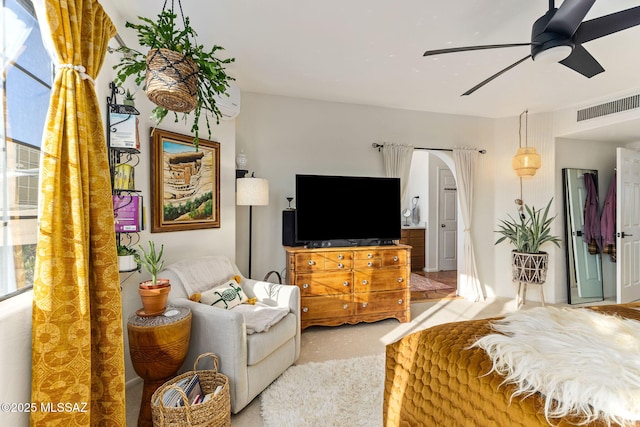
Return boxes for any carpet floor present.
[261,354,385,427]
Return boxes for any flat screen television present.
[295,174,401,247]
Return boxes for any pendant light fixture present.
[512,110,541,177]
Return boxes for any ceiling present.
[111,0,640,119]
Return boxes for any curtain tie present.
[59,64,94,84]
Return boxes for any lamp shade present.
[512,147,541,177]
[237,177,269,206]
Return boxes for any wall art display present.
[151,129,220,232]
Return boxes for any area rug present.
[410,273,454,292]
[261,354,385,427]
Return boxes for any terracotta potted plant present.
[137,240,170,316]
[113,9,235,149]
[495,198,561,284]
[117,244,140,272]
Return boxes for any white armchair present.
[159,255,300,413]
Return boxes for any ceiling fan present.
[423,0,640,95]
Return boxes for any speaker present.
[282,210,301,246]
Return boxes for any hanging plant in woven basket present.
[145,47,199,113]
[113,0,234,149]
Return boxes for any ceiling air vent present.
[577,94,640,122]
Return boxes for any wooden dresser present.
[400,228,425,271]
[284,245,411,330]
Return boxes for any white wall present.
[235,92,496,290]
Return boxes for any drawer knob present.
[343,304,349,310]
[338,254,344,260]
[362,302,368,308]
[398,299,403,305]
[308,260,315,266]
[302,307,309,313]
[367,261,373,267]
[397,277,404,283]
[367,253,373,259]
[338,263,344,268]
[302,283,309,289]
[393,256,399,262]
[362,279,368,285]
[343,281,349,287]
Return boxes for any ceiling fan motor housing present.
[531,9,575,61]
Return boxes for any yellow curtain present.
[31,0,125,425]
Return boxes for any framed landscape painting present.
[151,129,220,232]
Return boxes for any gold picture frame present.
[151,129,220,232]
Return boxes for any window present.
[1,0,52,300]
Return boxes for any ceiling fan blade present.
[462,55,531,96]
[545,0,596,36]
[423,43,534,57]
[559,44,604,77]
[574,6,640,44]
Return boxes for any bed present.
[383,303,640,427]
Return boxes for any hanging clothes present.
[601,171,617,262]
[583,172,601,253]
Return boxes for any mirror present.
[562,168,604,304]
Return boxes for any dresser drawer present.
[296,272,352,296]
[294,253,327,272]
[354,258,382,269]
[354,290,408,315]
[381,250,407,266]
[354,267,407,292]
[301,295,354,320]
[354,249,407,266]
[294,251,353,271]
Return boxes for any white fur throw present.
[472,306,640,426]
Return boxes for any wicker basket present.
[512,251,548,284]
[145,48,199,113]
[151,353,230,427]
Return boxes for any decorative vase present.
[512,251,548,284]
[118,255,137,272]
[138,281,171,316]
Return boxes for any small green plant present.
[138,241,165,285]
[113,10,235,148]
[117,244,138,256]
[495,198,561,253]
[124,89,135,101]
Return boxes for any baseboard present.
[126,376,143,389]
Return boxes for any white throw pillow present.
[198,280,248,309]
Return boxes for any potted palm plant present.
[495,198,561,284]
[113,10,235,149]
[117,244,140,272]
[137,241,170,316]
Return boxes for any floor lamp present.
[236,176,269,278]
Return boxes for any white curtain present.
[453,147,484,301]
[381,143,413,201]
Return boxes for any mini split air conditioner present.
[214,84,241,120]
